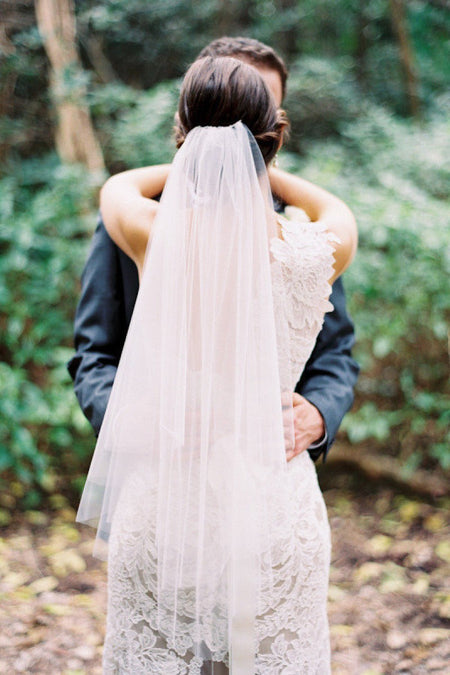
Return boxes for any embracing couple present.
[70,37,359,674]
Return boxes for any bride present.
[77,55,357,674]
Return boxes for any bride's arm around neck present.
[99,163,357,283]
[268,167,357,283]
[99,165,171,275]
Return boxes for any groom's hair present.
[197,37,288,100]
[175,56,288,165]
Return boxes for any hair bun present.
[174,58,289,165]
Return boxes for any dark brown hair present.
[198,36,288,100]
[175,57,289,165]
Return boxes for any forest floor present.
[0,454,449,675]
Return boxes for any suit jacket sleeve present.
[296,277,359,461]
[67,216,139,435]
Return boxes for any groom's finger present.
[286,394,325,461]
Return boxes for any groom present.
[68,36,359,462]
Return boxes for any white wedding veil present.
[77,121,294,672]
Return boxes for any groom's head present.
[197,37,287,107]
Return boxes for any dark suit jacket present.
[68,216,359,460]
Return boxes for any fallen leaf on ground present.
[424,513,446,533]
[25,511,49,526]
[365,534,393,556]
[417,628,449,646]
[386,629,408,649]
[43,603,72,616]
[28,576,59,594]
[1,572,30,590]
[49,549,86,577]
[354,562,384,583]
[435,540,450,564]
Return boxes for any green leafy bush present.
[284,56,362,153]
[106,80,179,168]
[0,158,96,503]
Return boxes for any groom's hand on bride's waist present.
[286,393,325,462]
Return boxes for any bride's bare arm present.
[268,167,357,281]
[100,164,357,280]
[100,165,171,271]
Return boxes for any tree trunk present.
[278,0,299,60]
[34,0,105,172]
[0,24,17,161]
[355,1,369,89]
[389,0,421,119]
[82,33,118,84]
[217,0,235,36]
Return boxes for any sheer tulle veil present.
[77,121,294,671]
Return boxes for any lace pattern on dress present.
[103,218,335,674]
[270,216,337,391]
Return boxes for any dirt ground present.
[0,463,449,675]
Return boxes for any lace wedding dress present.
[102,214,335,674]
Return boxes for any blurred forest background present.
[0,0,449,509]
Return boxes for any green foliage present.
[0,159,95,498]
[408,2,450,105]
[87,79,182,171]
[106,81,180,168]
[284,56,362,153]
